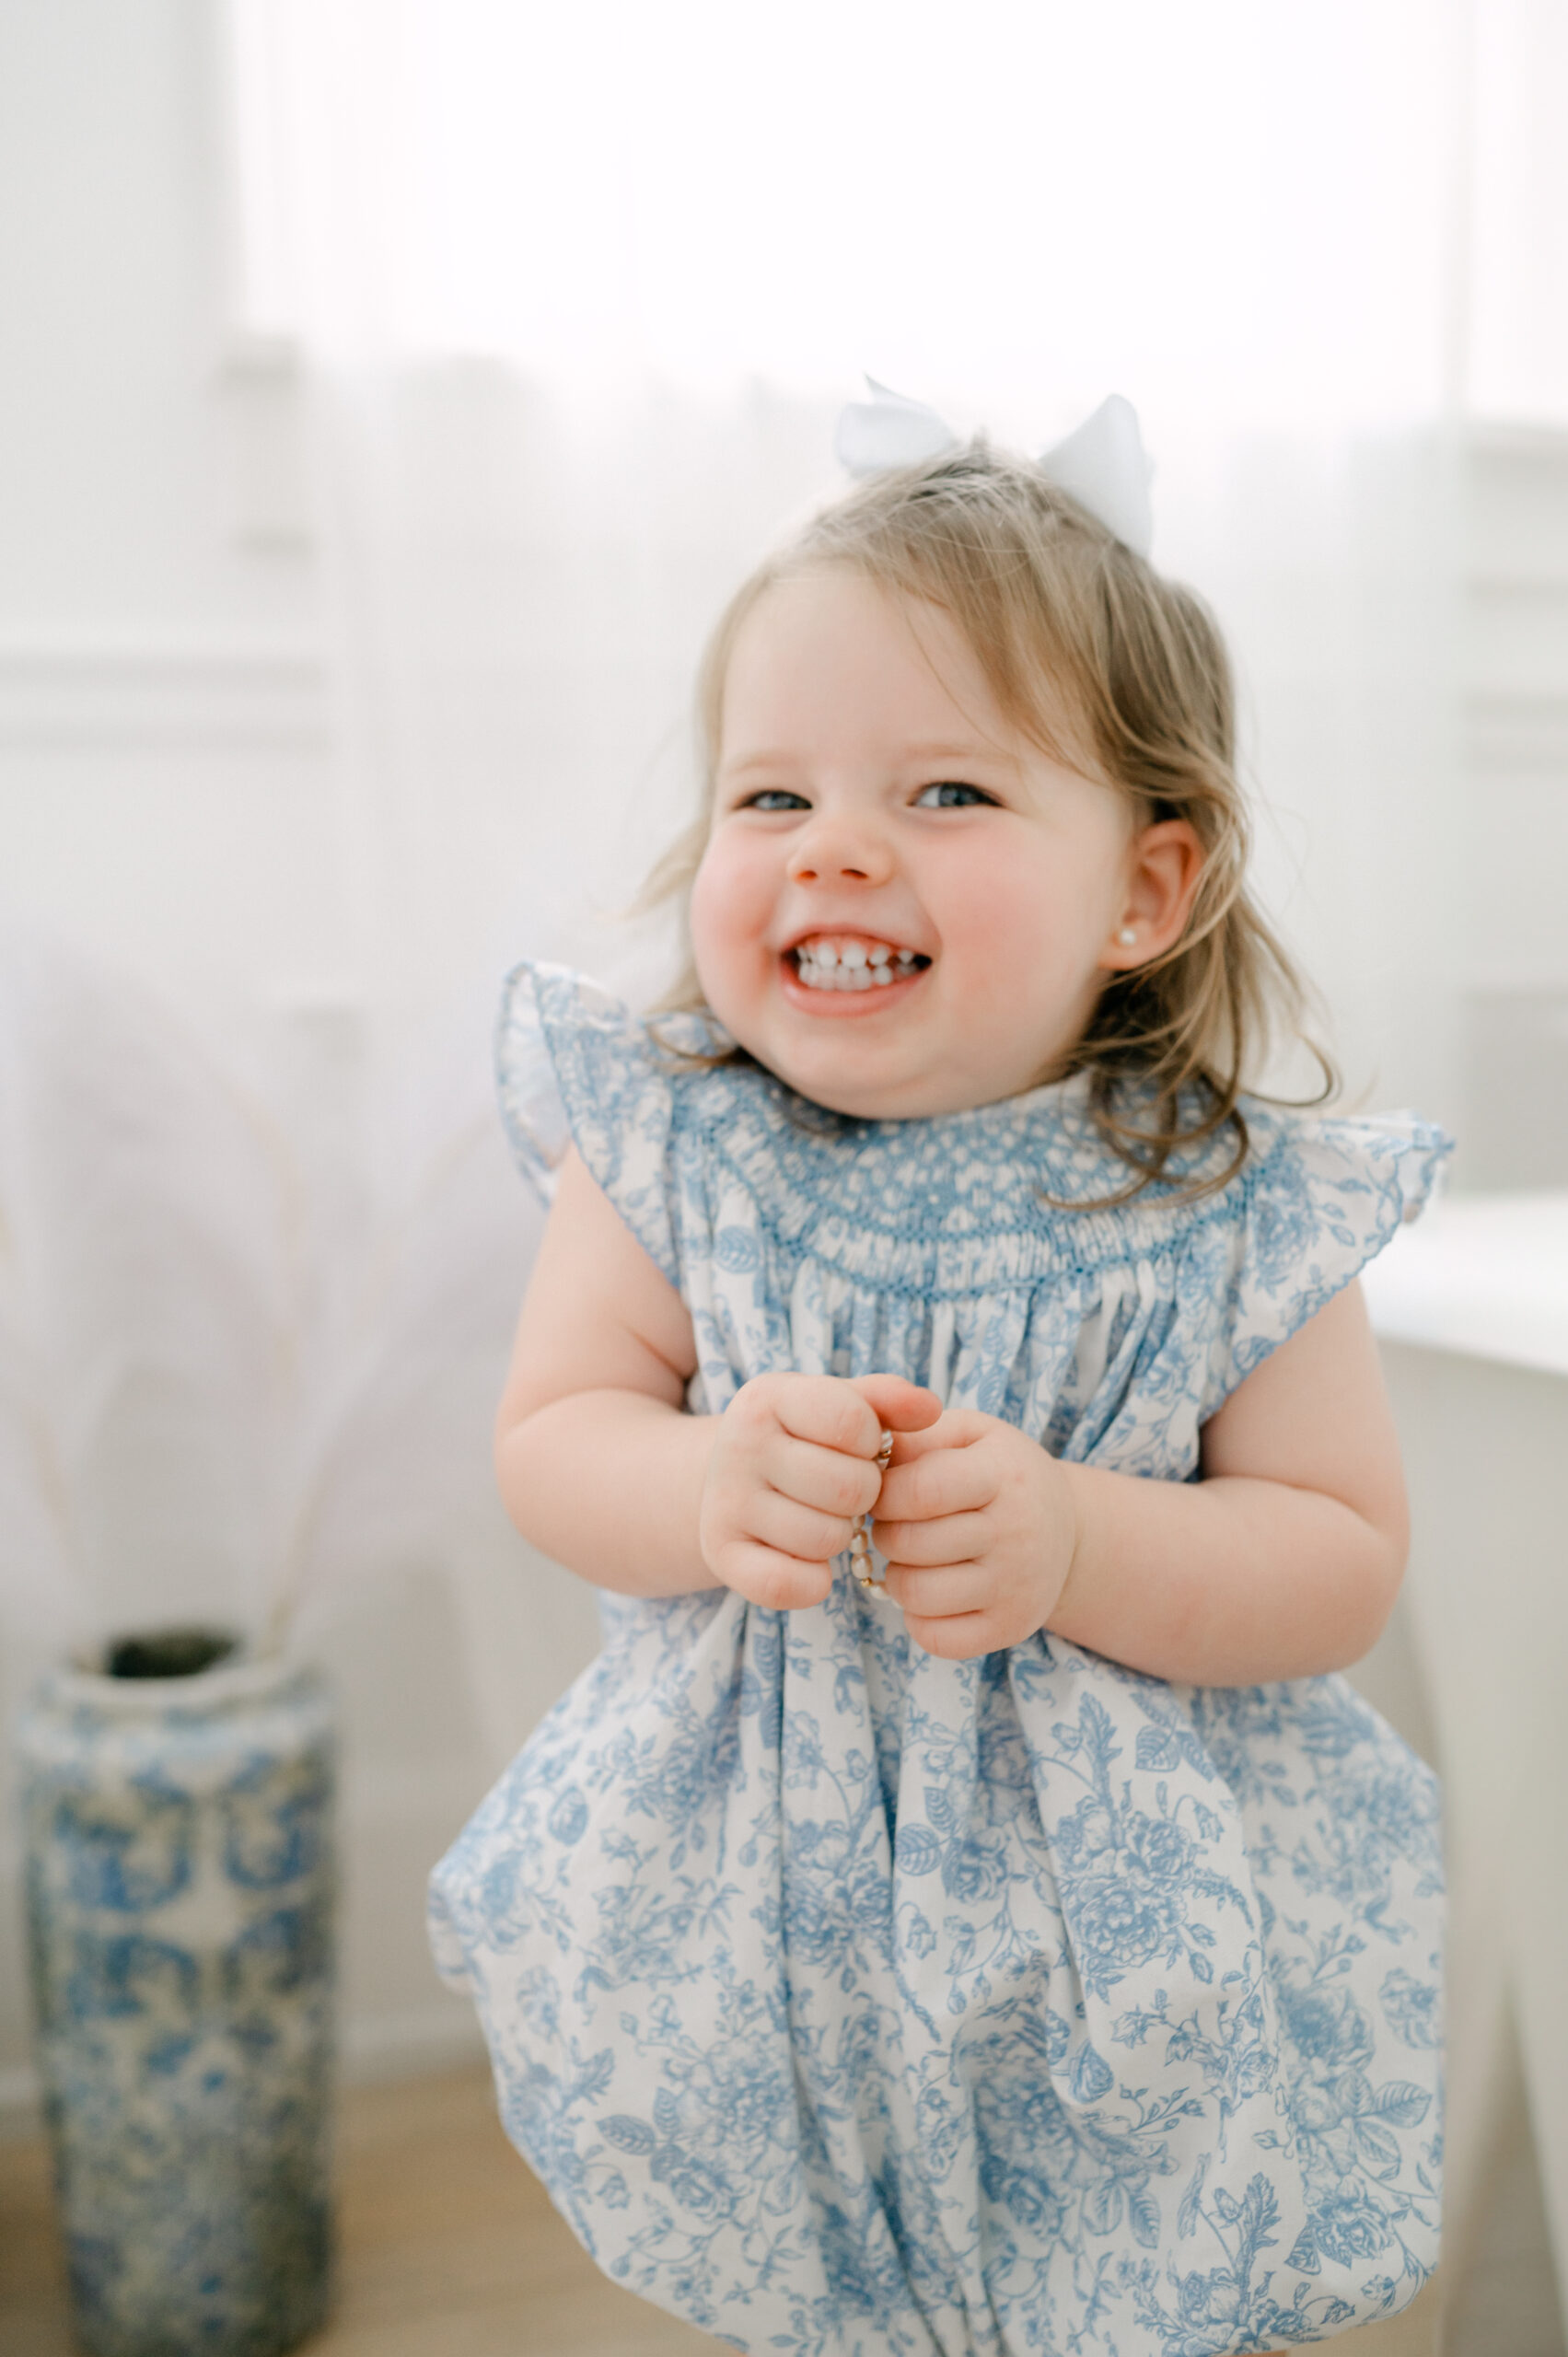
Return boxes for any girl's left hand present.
[873,1411,1079,1659]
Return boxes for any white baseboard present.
[0,635,331,749]
[0,2063,41,2141]
[338,2001,489,2084]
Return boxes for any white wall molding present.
[1464,430,1568,725]
[1465,420,1568,466]
[0,636,332,749]
[339,2003,488,2085]
[215,337,317,548]
[1468,691,1568,774]
[0,2064,40,2139]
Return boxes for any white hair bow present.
[833,379,1154,559]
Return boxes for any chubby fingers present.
[749,1376,896,1527]
[889,1596,1001,1660]
[879,1562,992,1620]
[716,1543,835,1615]
[704,1373,909,1610]
[874,1425,994,1546]
[872,1432,996,1633]
[703,1375,957,1618]
[746,1371,899,1458]
[847,1374,944,1437]
[881,1405,993,1468]
[741,1457,875,1564]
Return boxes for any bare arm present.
[875,1282,1409,1684]
[1053,1283,1409,1680]
[494,1147,718,1596]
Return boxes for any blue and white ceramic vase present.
[17,1634,336,2357]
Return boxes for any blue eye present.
[742,790,810,812]
[914,781,996,808]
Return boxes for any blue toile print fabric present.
[429,962,1449,2357]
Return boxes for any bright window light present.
[226,0,1568,428]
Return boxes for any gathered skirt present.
[430,1566,1443,2357]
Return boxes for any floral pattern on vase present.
[19,1651,335,2357]
[430,964,1449,2357]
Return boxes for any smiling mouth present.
[789,935,931,993]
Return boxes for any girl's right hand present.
[699,1373,942,1610]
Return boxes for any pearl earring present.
[1116,927,1138,946]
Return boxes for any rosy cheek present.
[941,859,1046,974]
[937,851,1087,1021]
[687,855,723,965]
[687,872,728,1006]
[689,841,770,1002]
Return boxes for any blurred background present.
[1,2,1565,2350]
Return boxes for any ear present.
[1098,818,1205,971]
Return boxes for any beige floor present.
[0,2069,718,2357]
[0,2063,1542,2356]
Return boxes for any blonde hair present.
[645,440,1332,1200]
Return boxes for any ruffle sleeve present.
[1197,1108,1452,1417]
[494,960,703,1290]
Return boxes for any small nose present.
[785,808,892,887]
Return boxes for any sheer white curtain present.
[234,0,1458,418]
[203,0,1568,1746]
[221,0,1568,1133]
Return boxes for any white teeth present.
[791,935,928,992]
[787,933,923,990]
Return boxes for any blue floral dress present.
[429,963,1449,2357]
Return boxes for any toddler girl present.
[430,393,1446,2357]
